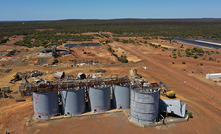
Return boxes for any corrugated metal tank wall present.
[33,91,59,119]
[88,86,110,113]
[112,85,130,109]
[61,88,85,116]
[130,88,160,124]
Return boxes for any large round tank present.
[88,86,110,113]
[112,85,130,109]
[61,88,85,116]
[130,88,160,124]
[33,91,59,119]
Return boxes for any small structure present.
[54,72,64,79]
[159,99,186,117]
[206,73,221,80]
[78,72,86,79]
[129,69,137,76]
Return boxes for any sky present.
[0,0,221,21]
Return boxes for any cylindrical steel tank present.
[33,91,59,119]
[130,88,160,124]
[112,85,130,109]
[88,86,110,113]
[61,88,85,116]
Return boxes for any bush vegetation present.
[94,69,107,73]
[54,58,58,63]
[6,49,18,56]
[0,38,9,44]
[187,111,193,118]
[118,55,128,63]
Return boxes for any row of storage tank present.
[33,84,160,124]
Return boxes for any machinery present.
[160,82,175,98]
[10,72,23,83]
[10,70,43,83]
[10,72,29,84]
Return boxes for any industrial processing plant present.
[1,19,221,133]
[30,74,187,127]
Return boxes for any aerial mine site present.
[1,2,221,134]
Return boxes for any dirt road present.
[114,42,221,102]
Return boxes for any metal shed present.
[206,73,221,79]
[61,88,85,116]
[33,91,59,119]
[160,99,186,117]
[54,72,64,79]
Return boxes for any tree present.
[182,61,186,64]
[118,55,128,63]
[209,57,213,61]
[108,47,112,52]
[196,48,204,53]
[193,47,197,51]
[0,38,9,44]
[193,55,198,59]
[200,62,203,66]
[187,111,193,118]
[54,58,58,63]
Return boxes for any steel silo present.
[61,88,85,116]
[88,86,111,113]
[33,91,59,119]
[130,87,160,124]
[112,84,130,109]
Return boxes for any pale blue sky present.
[0,0,220,21]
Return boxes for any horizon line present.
[1,17,221,22]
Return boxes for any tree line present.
[1,19,221,39]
